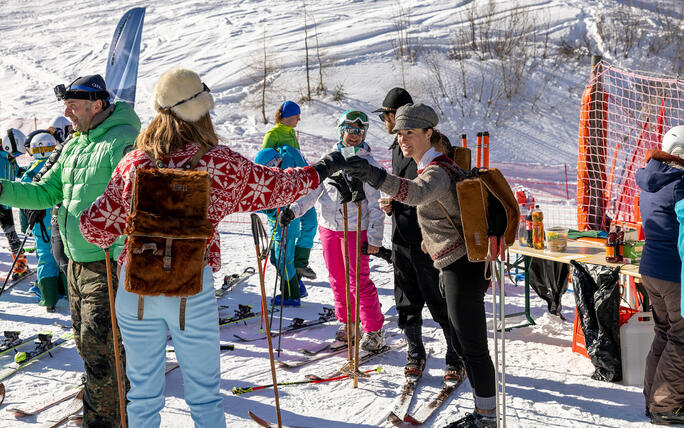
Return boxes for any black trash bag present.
[570,260,622,382]
[529,258,569,316]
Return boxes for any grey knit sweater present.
[379,154,466,269]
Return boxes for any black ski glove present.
[311,152,346,183]
[278,207,295,227]
[344,156,387,189]
[328,173,353,204]
[26,209,47,228]
[349,177,366,203]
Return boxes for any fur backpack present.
[124,147,214,330]
[436,159,519,271]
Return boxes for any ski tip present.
[403,414,421,425]
[0,382,5,406]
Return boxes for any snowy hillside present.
[0,0,682,427]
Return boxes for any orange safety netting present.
[577,62,683,231]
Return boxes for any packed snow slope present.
[0,0,681,427]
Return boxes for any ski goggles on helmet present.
[342,125,366,136]
[54,77,110,102]
[340,110,369,127]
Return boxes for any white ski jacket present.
[290,143,385,247]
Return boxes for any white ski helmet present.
[662,125,684,158]
[49,115,73,143]
[2,129,27,156]
[29,132,57,160]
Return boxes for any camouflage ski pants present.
[68,259,129,427]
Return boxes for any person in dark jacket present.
[373,88,464,380]
[635,124,684,425]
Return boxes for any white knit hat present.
[152,68,214,123]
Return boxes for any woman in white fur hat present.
[79,68,345,427]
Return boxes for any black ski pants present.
[441,256,496,402]
[393,241,460,366]
[0,206,21,255]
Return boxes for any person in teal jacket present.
[262,101,319,280]
[0,129,29,280]
[255,147,306,306]
[0,75,139,427]
[20,132,65,312]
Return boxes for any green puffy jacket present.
[0,101,141,262]
[262,123,300,150]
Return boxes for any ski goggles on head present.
[342,125,366,136]
[54,83,109,102]
[341,110,369,127]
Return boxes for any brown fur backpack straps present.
[124,146,214,330]
[437,163,519,275]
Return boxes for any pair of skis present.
[387,376,466,426]
[233,307,335,342]
[6,362,179,423]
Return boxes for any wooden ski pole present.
[250,214,283,428]
[104,249,127,428]
[353,201,363,388]
[342,203,354,374]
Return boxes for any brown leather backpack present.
[124,147,214,330]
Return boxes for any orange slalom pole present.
[461,134,467,148]
[476,132,482,168]
[483,131,490,168]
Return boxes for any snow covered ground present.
[0,0,681,426]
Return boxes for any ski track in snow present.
[0,0,679,426]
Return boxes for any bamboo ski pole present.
[104,249,127,428]
[276,224,289,357]
[353,201,363,388]
[232,367,382,395]
[250,214,283,428]
[342,203,354,373]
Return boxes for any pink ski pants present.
[319,226,384,333]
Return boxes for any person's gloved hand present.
[328,173,352,204]
[278,207,295,227]
[349,177,366,203]
[26,209,46,228]
[311,152,346,182]
[344,156,387,189]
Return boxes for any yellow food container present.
[546,227,569,252]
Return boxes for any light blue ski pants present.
[116,264,226,428]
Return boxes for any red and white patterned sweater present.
[79,143,319,272]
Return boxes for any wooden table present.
[505,239,641,329]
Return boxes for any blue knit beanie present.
[280,101,301,118]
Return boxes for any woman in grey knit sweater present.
[344,103,497,428]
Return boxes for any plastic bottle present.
[518,204,529,246]
[531,205,545,250]
[606,226,618,263]
[525,206,533,246]
[620,312,655,386]
[617,227,625,262]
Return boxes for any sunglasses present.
[378,110,395,122]
[343,126,366,136]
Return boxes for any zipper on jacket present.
[63,134,87,259]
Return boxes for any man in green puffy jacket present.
[0,75,140,427]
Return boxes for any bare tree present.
[311,12,327,94]
[302,2,312,102]
[244,29,280,124]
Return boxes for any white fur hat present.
[152,68,214,122]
